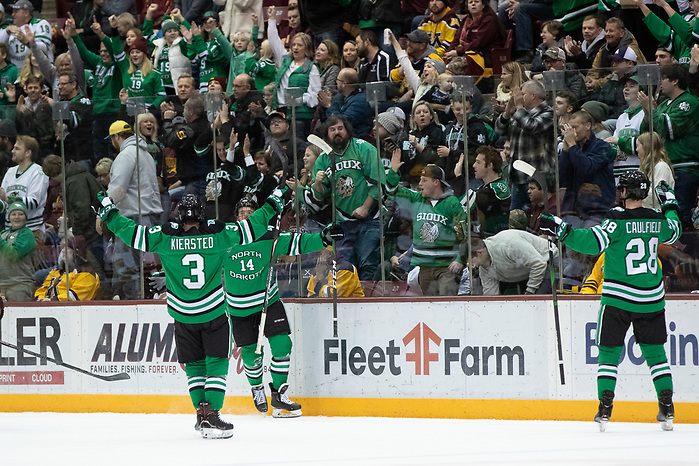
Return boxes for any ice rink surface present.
[2,413,699,466]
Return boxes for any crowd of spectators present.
[1,0,699,301]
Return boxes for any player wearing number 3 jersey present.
[98,190,286,439]
[540,171,681,432]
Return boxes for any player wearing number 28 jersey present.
[99,190,286,438]
[540,171,681,431]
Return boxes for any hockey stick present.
[255,141,290,355]
[513,160,566,385]
[307,134,338,337]
[0,340,130,382]
[255,211,283,354]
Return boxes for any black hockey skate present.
[199,404,234,439]
[657,389,675,431]
[194,401,206,432]
[251,384,268,413]
[594,390,614,432]
[270,382,302,418]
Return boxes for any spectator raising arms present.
[268,5,320,138]
[143,6,191,96]
[495,80,554,211]
[99,29,166,110]
[183,12,229,93]
[385,151,466,296]
[69,17,122,160]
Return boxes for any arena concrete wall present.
[0,296,697,423]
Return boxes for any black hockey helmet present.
[617,170,650,200]
[177,194,205,223]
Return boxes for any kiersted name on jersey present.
[170,237,215,250]
[625,220,662,234]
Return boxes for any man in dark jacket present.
[318,68,373,138]
[229,73,266,154]
[55,72,93,169]
[559,110,615,224]
[564,15,606,74]
[163,94,213,201]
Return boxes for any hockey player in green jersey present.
[97,189,287,438]
[225,197,343,417]
[540,171,681,432]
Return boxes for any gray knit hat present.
[376,111,403,135]
[426,58,446,75]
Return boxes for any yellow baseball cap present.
[106,121,132,139]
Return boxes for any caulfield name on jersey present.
[625,220,662,234]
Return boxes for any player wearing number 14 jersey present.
[98,190,286,438]
[540,171,681,432]
[224,197,343,417]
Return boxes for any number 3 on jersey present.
[625,237,658,275]
[182,253,205,289]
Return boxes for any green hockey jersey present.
[644,91,699,172]
[224,230,325,317]
[105,197,283,324]
[310,138,385,222]
[562,207,681,313]
[642,12,691,65]
[385,168,466,267]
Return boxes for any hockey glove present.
[97,191,113,207]
[539,213,571,241]
[267,187,290,214]
[98,203,119,222]
[655,181,679,214]
[321,223,344,246]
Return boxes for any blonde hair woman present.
[493,61,528,113]
[267,5,321,137]
[96,25,166,108]
[315,39,340,93]
[637,131,675,209]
